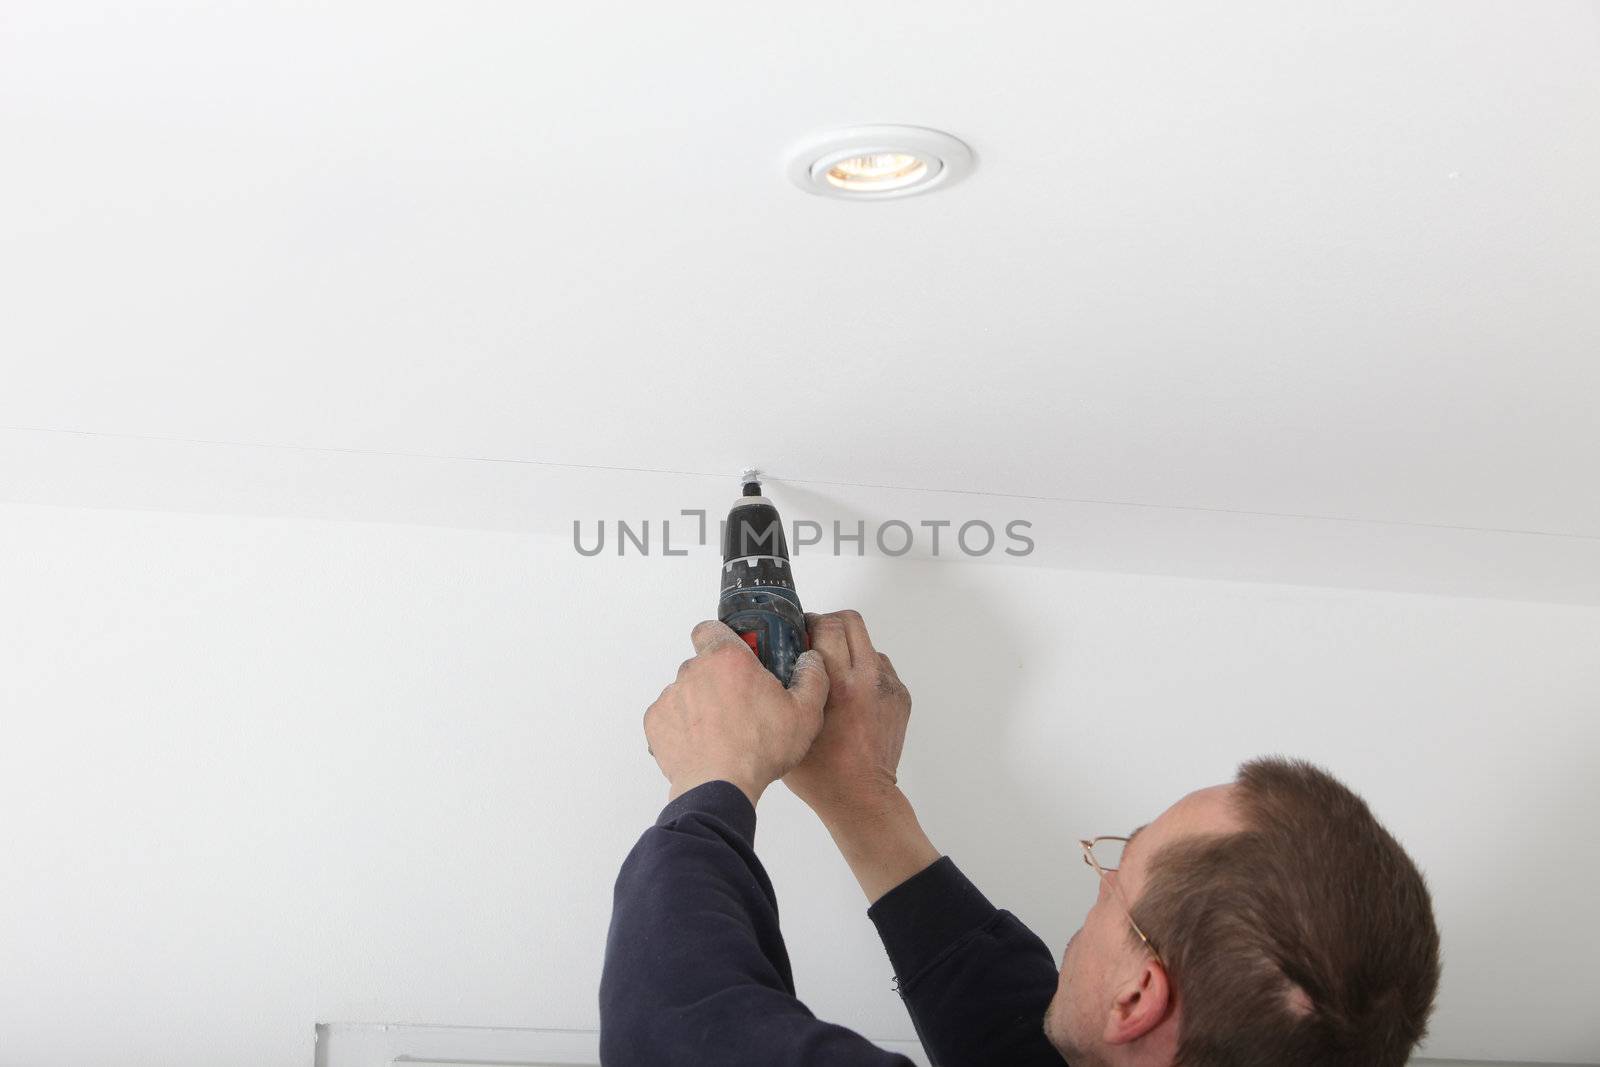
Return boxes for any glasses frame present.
[1079,835,1165,968]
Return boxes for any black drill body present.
[717,475,808,686]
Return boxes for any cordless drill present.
[717,470,808,686]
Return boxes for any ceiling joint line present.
[6,423,1597,544]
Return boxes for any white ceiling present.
[3,9,1600,1062]
[2,1,1598,561]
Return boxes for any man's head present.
[1043,757,1441,1067]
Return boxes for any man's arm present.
[824,788,1068,1067]
[599,779,918,1067]
[781,609,1064,1066]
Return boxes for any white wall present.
[1,501,1596,1066]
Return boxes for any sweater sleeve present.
[867,856,1069,1067]
[599,780,916,1067]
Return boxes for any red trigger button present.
[740,630,760,654]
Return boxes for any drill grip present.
[718,589,808,687]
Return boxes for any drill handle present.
[718,591,808,687]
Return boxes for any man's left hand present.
[644,620,830,807]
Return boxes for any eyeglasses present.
[1079,835,1164,968]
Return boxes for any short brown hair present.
[1130,757,1441,1066]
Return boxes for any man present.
[600,610,1441,1066]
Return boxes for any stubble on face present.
[1045,930,1104,1064]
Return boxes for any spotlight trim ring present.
[786,125,975,201]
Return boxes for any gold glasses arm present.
[1078,834,1164,968]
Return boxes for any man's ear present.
[1101,960,1173,1046]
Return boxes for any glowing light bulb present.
[786,126,973,200]
[823,153,929,192]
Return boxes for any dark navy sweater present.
[599,779,1069,1066]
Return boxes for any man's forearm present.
[820,789,942,905]
[602,781,919,1066]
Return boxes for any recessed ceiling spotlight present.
[786,125,975,201]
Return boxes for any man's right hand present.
[783,608,940,905]
[782,609,912,827]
